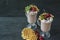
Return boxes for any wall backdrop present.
[0,0,60,17]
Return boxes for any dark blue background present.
[0,0,60,17]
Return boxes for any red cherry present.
[35,31,44,40]
[40,38,44,40]
[39,36,44,40]
[46,14,51,18]
[30,7,36,11]
[44,14,51,18]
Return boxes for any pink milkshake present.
[25,5,39,24]
[38,12,54,32]
[38,12,54,38]
[25,5,39,29]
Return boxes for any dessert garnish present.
[25,4,39,14]
[38,12,54,21]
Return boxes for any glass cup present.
[37,20,53,38]
[25,12,37,30]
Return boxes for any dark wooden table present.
[0,17,59,40]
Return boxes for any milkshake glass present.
[26,12,37,30]
[25,5,39,30]
[37,12,54,38]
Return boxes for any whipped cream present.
[27,11,38,15]
[41,17,53,23]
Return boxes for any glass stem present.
[27,23,37,30]
[42,32,50,38]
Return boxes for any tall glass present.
[37,19,53,38]
[26,12,37,30]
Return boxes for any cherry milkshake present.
[25,5,39,29]
[38,12,54,38]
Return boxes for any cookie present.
[21,28,36,39]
